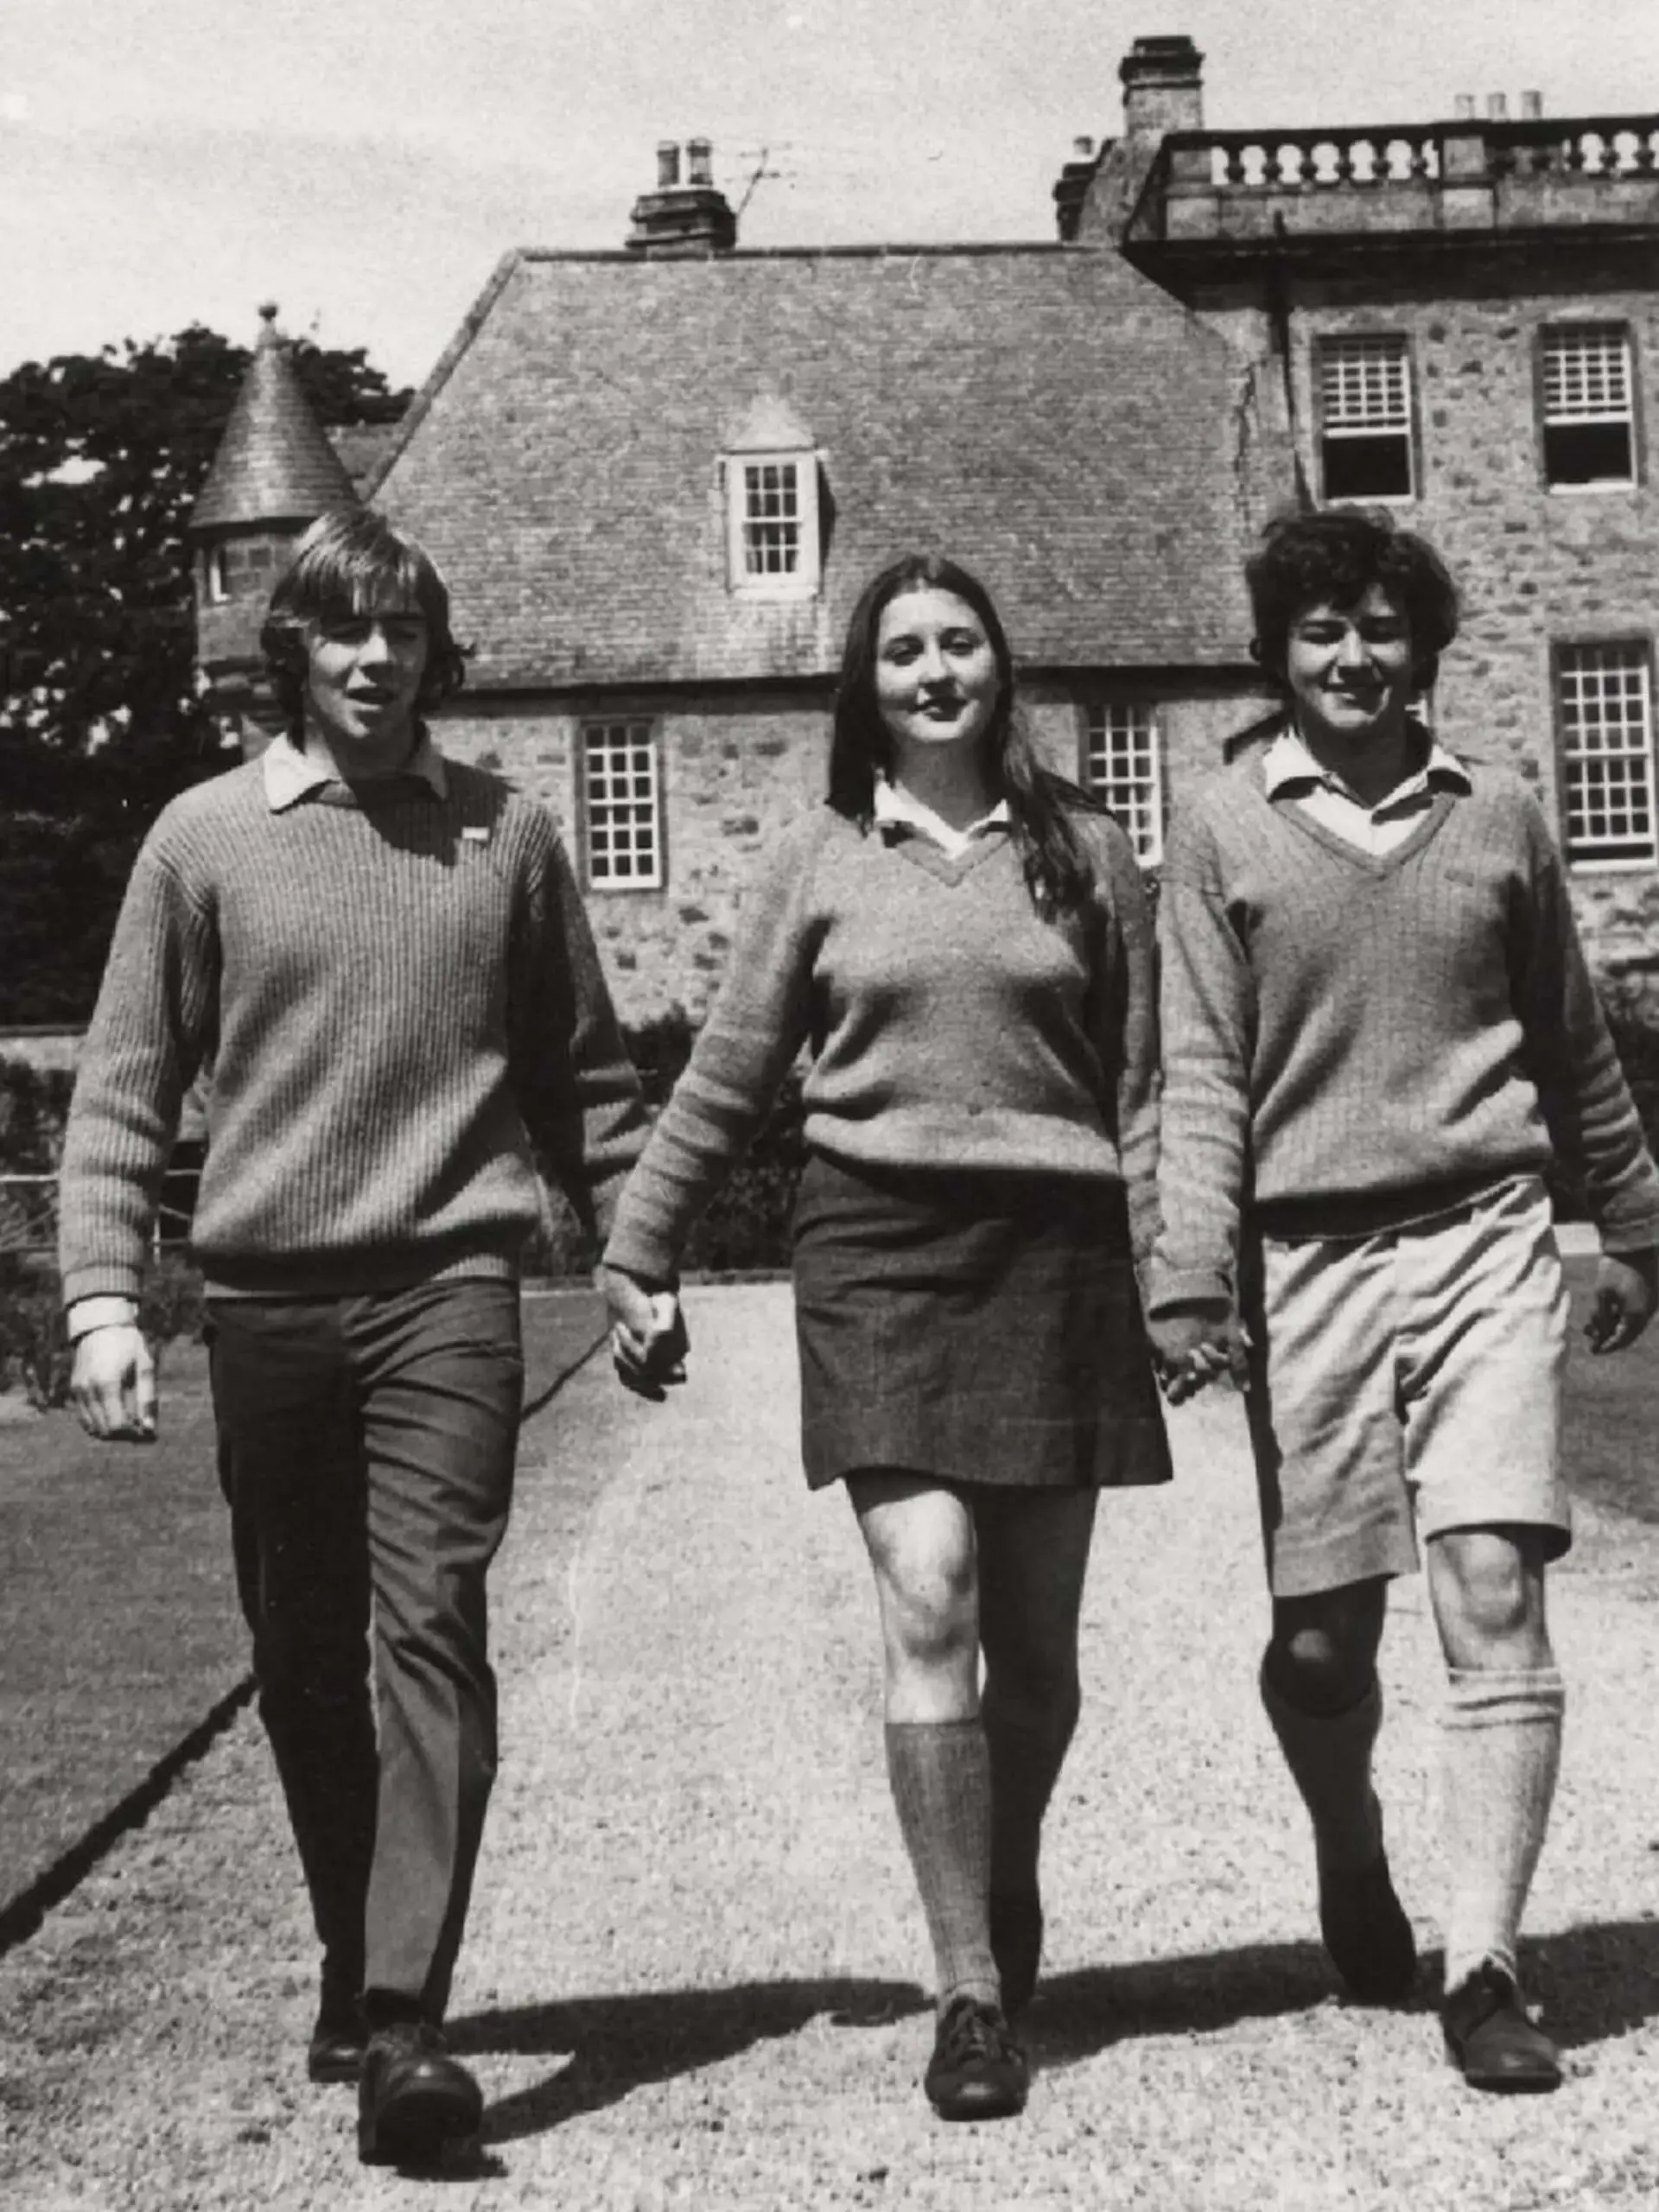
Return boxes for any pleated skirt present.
[791,1149,1173,1492]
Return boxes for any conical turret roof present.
[190,304,357,532]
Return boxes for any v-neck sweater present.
[602,802,1160,1286]
[59,757,649,1303]
[1149,748,1659,1316]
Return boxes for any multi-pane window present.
[726,450,820,596]
[1318,334,1414,501]
[1541,325,1637,488]
[1084,702,1164,865]
[582,720,664,889]
[1556,642,1656,868]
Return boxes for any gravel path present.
[5,1281,1659,2209]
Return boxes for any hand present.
[1147,1308,1252,1405]
[1584,1247,1659,1355]
[598,1264,689,1401]
[69,1324,158,1441]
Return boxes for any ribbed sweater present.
[601,802,1160,1285]
[1149,747,1659,1316]
[59,758,648,1303]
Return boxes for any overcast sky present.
[2,0,1652,388]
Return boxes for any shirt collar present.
[873,774,1011,844]
[262,727,448,812]
[1262,722,1471,805]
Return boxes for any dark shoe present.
[358,2020,484,2164]
[1441,1961,1562,2094]
[989,1890,1045,2019]
[308,1993,367,2085]
[923,1995,1028,2122]
[1319,1850,1418,2003]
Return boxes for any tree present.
[0,325,410,1022]
[0,323,409,760]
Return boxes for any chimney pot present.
[657,141,680,188]
[1486,92,1509,119]
[687,137,713,187]
[1073,135,1094,157]
[1453,93,1476,120]
[1520,89,1542,118]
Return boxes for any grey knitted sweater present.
[59,757,648,1302]
[1150,748,1659,1317]
[602,802,1160,1285]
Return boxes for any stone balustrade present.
[1127,115,1659,250]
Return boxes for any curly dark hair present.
[1245,507,1460,695]
[259,508,469,736]
[827,551,1104,915]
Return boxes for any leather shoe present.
[358,2019,484,2164]
[989,1890,1044,2019]
[923,1994,1028,2121]
[1319,1849,1418,2003]
[1441,1961,1561,2094]
[307,1993,367,2085]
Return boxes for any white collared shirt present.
[261,728,448,811]
[873,774,1011,859]
[1263,725,1471,856]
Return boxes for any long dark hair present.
[827,552,1103,915]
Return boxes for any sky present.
[2,0,1654,391]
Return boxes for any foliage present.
[528,1008,804,1278]
[0,323,410,1022]
[0,1057,75,1172]
[0,1249,205,1410]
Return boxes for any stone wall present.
[1188,241,1659,982]
[439,678,1267,1027]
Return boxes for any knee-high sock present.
[982,1685,1076,1900]
[884,1719,998,2010]
[1260,1654,1385,1874]
[1440,1666,1565,1994]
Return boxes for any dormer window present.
[723,397,821,600]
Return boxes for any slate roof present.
[191,308,358,533]
[372,244,1263,689]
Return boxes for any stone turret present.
[188,304,359,752]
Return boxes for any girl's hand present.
[1147,1309,1251,1404]
[599,1264,689,1400]
[1584,1248,1659,1356]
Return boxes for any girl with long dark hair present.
[601,551,1171,2120]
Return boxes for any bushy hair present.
[259,508,468,735]
[827,552,1103,915]
[1245,507,1460,694]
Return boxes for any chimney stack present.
[1454,93,1476,120]
[1119,34,1204,142]
[627,138,737,257]
[1486,92,1509,120]
[1520,89,1543,118]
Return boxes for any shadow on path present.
[454,1917,1659,2143]
[449,1976,926,2143]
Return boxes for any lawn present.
[0,1291,608,1938]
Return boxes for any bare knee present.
[1429,1529,1551,1671]
[1267,1581,1388,1713]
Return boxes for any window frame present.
[1552,636,1658,873]
[1314,330,1417,505]
[724,449,822,600]
[1536,321,1640,493]
[1078,698,1166,867]
[577,716,667,893]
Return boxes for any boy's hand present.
[70,1324,158,1441]
[599,1264,689,1401]
[1147,1308,1252,1405]
[1584,1247,1659,1356]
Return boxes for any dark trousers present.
[207,1278,523,2024]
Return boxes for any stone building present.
[194,35,1659,1022]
